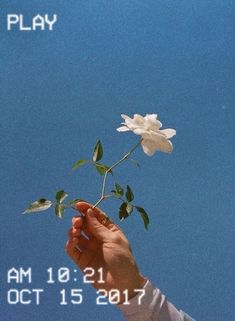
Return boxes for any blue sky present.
[1,1,234,321]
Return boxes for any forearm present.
[118,279,196,321]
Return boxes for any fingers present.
[72,215,83,228]
[66,237,81,266]
[67,201,125,251]
[69,207,113,243]
[66,228,100,270]
[68,216,99,250]
[66,237,89,269]
[76,201,104,217]
[68,225,97,249]
[76,201,110,223]
[68,227,81,238]
[85,208,117,242]
[76,201,119,232]
[72,215,94,239]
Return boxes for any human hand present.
[66,201,146,303]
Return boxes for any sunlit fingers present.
[95,214,119,232]
[66,238,81,265]
[66,237,97,270]
[68,227,81,238]
[76,201,120,233]
[80,234,99,251]
[72,216,83,228]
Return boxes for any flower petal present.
[145,114,158,120]
[117,113,175,156]
[141,135,173,155]
[116,126,130,132]
[144,114,162,130]
[121,114,131,121]
[133,128,146,135]
[152,135,173,153]
[133,114,145,125]
[121,114,138,130]
[140,130,166,140]
[160,128,176,138]
[141,139,158,156]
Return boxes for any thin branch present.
[92,139,142,209]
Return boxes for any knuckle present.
[111,233,122,243]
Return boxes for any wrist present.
[129,274,147,298]
[118,274,146,304]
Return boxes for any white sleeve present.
[117,279,196,321]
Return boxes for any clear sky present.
[1,1,234,321]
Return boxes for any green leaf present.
[95,163,112,175]
[22,199,52,214]
[56,190,68,204]
[55,204,65,218]
[130,158,141,168]
[125,185,134,202]
[93,140,103,162]
[111,182,124,198]
[135,206,150,230]
[115,183,124,196]
[126,202,133,215]
[111,191,121,198]
[119,202,128,220]
[72,159,88,170]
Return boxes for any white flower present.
[117,113,176,156]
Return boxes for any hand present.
[66,201,146,303]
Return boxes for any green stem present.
[92,197,105,208]
[92,139,142,209]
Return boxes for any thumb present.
[86,209,111,242]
